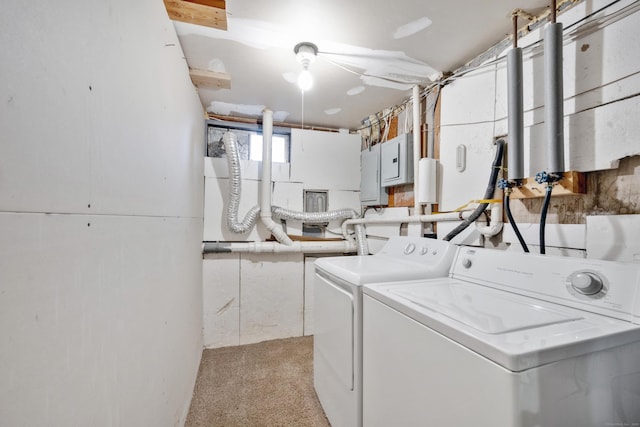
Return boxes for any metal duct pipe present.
[544,21,565,175]
[261,109,293,245]
[271,206,369,255]
[222,132,261,234]
[507,48,525,181]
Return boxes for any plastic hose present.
[539,184,553,254]
[504,192,529,252]
[443,139,505,242]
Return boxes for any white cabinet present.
[381,133,413,187]
[360,144,388,206]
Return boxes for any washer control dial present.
[404,243,416,255]
[462,258,472,269]
[570,271,604,295]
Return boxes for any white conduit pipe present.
[474,202,504,237]
[261,109,293,245]
[341,208,502,240]
[341,211,472,238]
[412,85,422,217]
[203,240,357,254]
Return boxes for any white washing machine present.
[313,236,458,427]
[363,247,640,427]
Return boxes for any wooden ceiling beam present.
[164,0,227,30]
[189,68,231,90]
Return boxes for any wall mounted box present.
[360,144,388,206]
[381,133,413,187]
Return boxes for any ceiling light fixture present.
[294,42,318,92]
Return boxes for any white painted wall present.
[439,0,640,212]
[0,1,204,426]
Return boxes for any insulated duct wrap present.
[507,48,525,181]
[222,132,261,234]
[544,22,565,175]
[271,206,369,255]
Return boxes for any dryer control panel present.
[377,236,457,267]
[452,247,640,323]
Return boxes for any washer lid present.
[393,282,582,334]
[365,279,640,371]
[315,255,450,285]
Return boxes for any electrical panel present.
[381,133,413,187]
[360,144,388,206]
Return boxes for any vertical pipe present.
[507,48,524,181]
[260,109,292,245]
[261,110,273,211]
[544,21,565,175]
[412,85,421,216]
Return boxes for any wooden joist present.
[510,171,587,199]
[189,68,231,90]
[163,0,227,30]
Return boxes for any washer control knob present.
[419,246,429,255]
[404,243,416,255]
[570,272,604,295]
[462,258,472,269]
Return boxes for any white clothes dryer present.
[363,247,640,427]
[313,236,458,427]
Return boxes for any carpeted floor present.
[185,336,331,427]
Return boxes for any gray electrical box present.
[381,133,413,187]
[360,144,388,206]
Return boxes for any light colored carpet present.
[185,336,331,427]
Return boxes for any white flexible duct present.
[222,132,261,234]
[271,206,369,255]
[261,110,293,245]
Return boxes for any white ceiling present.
[173,0,550,130]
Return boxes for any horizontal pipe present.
[341,211,475,240]
[203,240,357,254]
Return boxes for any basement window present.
[249,134,288,163]
[207,123,290,163]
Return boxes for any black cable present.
[443,139,505,242]
[504,192,529,253]
[539,184,553,254]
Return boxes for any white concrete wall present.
[203,253,310,347]
[0,1,204,426]
[201,129,360,347]
[439,0,640,212]
[202,253,337,347]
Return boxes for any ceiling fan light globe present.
[297,70,313,92]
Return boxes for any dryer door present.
[314,272,354,390]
